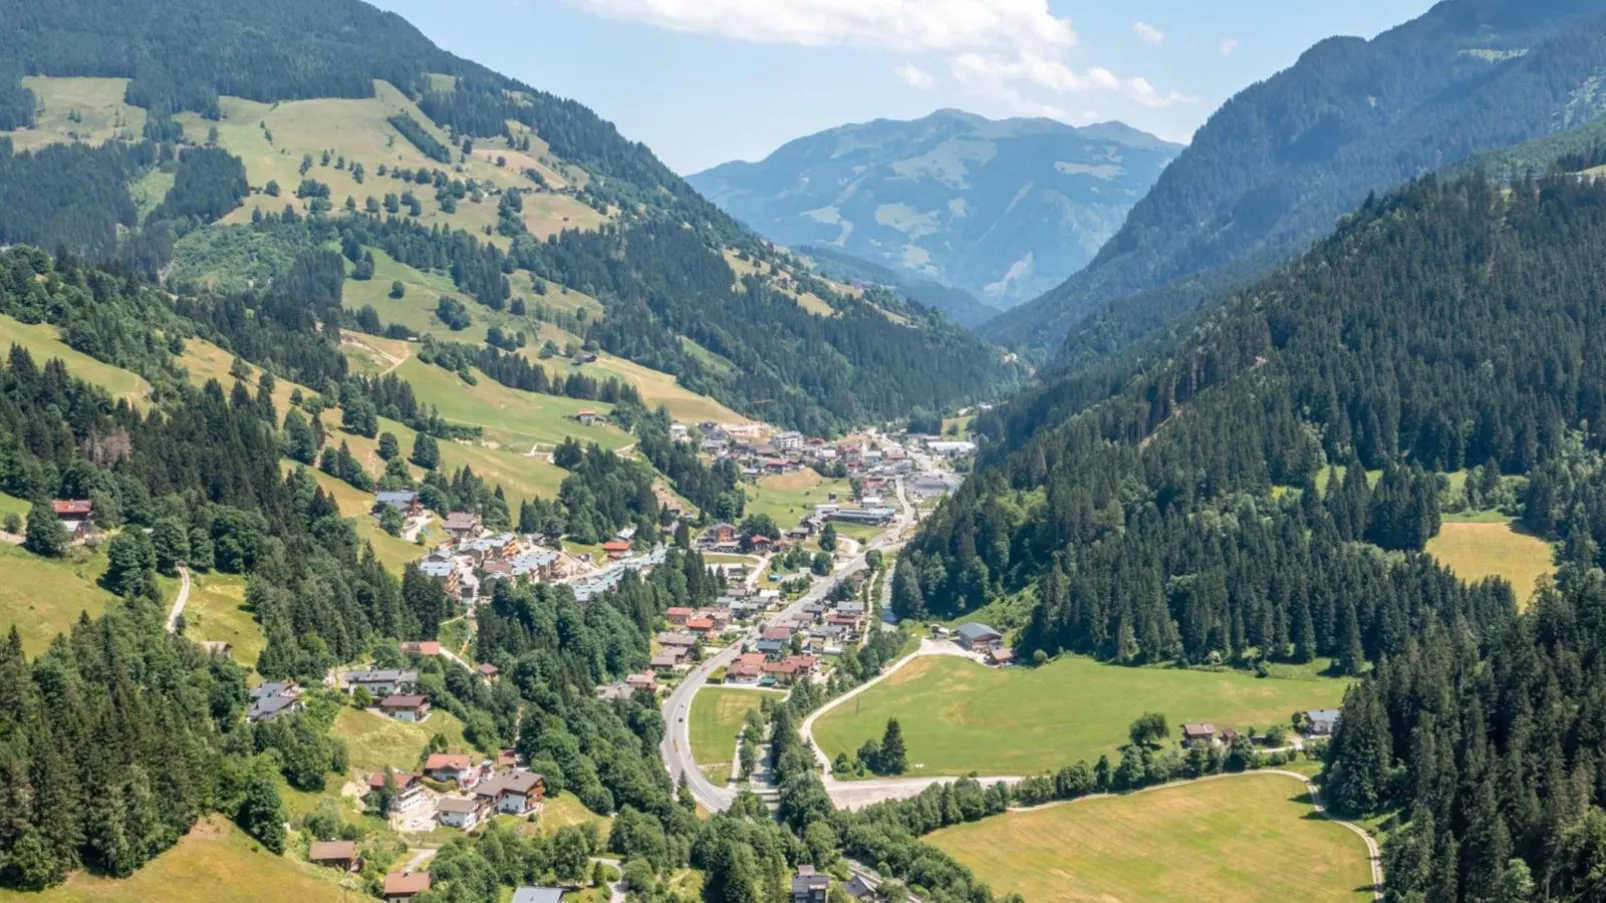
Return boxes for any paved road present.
[164,565,191,633]
[660,477,917,812]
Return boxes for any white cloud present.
[1132,21,1164,46]
[1219,37,1238,56]
[898,63,936,89]
[567,0,1189,115]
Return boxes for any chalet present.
[685,617,715,634]
[792,865,830,903]
[437,795,489,831]
[1306,709,1342,736]
[601,539,632,559]
[375,490,423,516]
[443,512,482,540]
[762,626,795,642]
[665,606,695,625]
[625,673,658,693]
[307,840,361,872]
[650,650,686,672]
[369,769,427,812]
[51,499,93,538]
[763,659,802,683]
[704,523,737,545]
[749,534,773,551]
[512,888,567,903]
[476,770,546,815]
[987,647,1016,667]
[248,682,302,723]
[576,409,599,426]
[347,669,418,696]
[384,870,431,903]
[424,753,480,787]
[1181,723,1218,746]
[418,559,461,593]
[954,623,1004,651]
[725,661,763,684]
[400,640,443,657]
[509,550,563,580]
[379,694,432,723]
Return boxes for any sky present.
[369,0,1439,175]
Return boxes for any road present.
[164,565,191,633]
[660,476,918,812]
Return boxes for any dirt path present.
[164,565,191,633]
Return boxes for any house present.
[986,647,1015,667]
[792,865,830,903]
[418,559,460,593]
[762,627,794,643]
[400,640,443,657]
[665,606,695,625]
[650,650,685,672]
[704,523,737,545]
[954,623,1004,651]
[685,617,715,634]
[843,874,879,900]
[625,673,658,693]
[443,511,482,540]
[1181,723,1218,746]
[477,663,500,681]
[347,669,418,696]
[248,682,302,723]
[725,661,763,684]
[1306,709,1342,736]
[657,631,698,649]
[576,409,599,426]
[596,681,633,701]
[375,490,423,516]
[51,499,93,538]
[379,694,432,722]
[476,770,546,815]
[437,795,489,831]
[307,840,361,872]
[369,769,427,812]
[384,870,431,903]
[755,639,786,657]
[512,888,567,903]
[424,753,480,787]
[773,430,804,450]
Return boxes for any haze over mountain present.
[688,110,1180,314]
[984,0,1606,357]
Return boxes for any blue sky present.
[370,0,1438,174]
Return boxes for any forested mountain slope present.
[690,110,1178,312]
[982,0,1606,357]
[899,165,1606,899]
[0,0,1018,433]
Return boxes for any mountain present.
[0,0,1020,435]
[797,244,998,328]
[687,110,1181,312]
[983,0,1606,355]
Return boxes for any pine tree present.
[879,718,907,775]
[24,497,69,558]
[236,762,285,854]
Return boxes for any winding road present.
[164,565,191,633]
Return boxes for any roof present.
[375,490,418,506]
[384,871,431,895]
[418,560,457,579]
[501,771,544,794]
[650,653,683,667]
[368,769,420,790]
[511,889,567,903]
[844,875,877,899]
[349,669,417,684]
[308,840,358,862]
[1182,722,1217,736]
[437,795,482,814]
[601,540,632,552]
[401,641,442,656]
[51,499,92,515]
[443,512,480,529]
[379,694,429,710]
[955,622,1003,642]
[1308,709,1342,722]
[425,753,473,771]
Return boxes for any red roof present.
[384,872,431,895]
[666,607,694,617]
[425,753,472,771]
[401,641,442,656]
[51,499,92,516]
[602,540,632,552]
[380,694,429,710]
[686,618,714,631]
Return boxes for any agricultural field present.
[178,573,264,668]
[583,353,751,426]
[332,705,471,774]
[1427,519,1554,608]
[0,542,117,656]
[745,470,854,529]
[2,76,147,151]
[0,817,349,903]
[0,315,151,408]
[927,773,1373,903]
[812,654,1347,776]
[392,357,632,454]
[688,688,780,781]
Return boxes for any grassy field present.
[746,471,853,529]
[723,250,836,317]
[3,76,147,151]
[392,357,632,453]
[1427,519,1554,608]
[927,773,1373,903]
[528,793,614,839]
[0,817,350,903]
[689,688,779,781]
[812,655,1348,776]
[0,315,151,407]
[333,706,470,774]
[584,353,750,425]
[0,542,117,656]
[179,573,264,668]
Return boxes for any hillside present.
[689,110,1179,313]
[983,0,1606,356]
[0,0,1018,433]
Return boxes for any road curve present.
[164,565,191,633]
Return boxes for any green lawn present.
[0,542,117,656]
[1427,519,1554,609]
[393,357,633,453]
[3,76,147,152]
[746,471,854,530]
[812,654,1348,776]
[0,314,151,408]
[333,705,470,774]
[179,573,264,669]
[927,772,1373,903]
[688,688,780,781]
[0,816,350,903]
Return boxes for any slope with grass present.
[333,705,471,774]
[0,314,151,407]
[927,772,1373,903]
[688,688,779,781]
[0,816,349,903]
[745,470,854,530]
[811,654,1347,776]
[3,76,146,152]
[177,572,263,667]
[1426,520,1554,609]
[0,542,116,656]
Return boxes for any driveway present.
[164,565,191,633]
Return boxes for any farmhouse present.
[1181,723,1218,746]
[651,650,686,672]
[347,668,418,696]
[247,682,302,723]
[384,870,431,903]
[51,499,94,538]
[374,490,423,516]
[576,409,600,426]
[475,770,546,815]
[602,539,632,558]
[626,672,658,692]
[792,865,830,903]
[665,606,695,625]
[1306,709,1342,736]
[307,840,361,872]
[424,753,481,787]
[443,511,482,540]
[379,694,432,722]
[369,769,427,812]
[437,794,489,831]
[955,623,1004,651]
